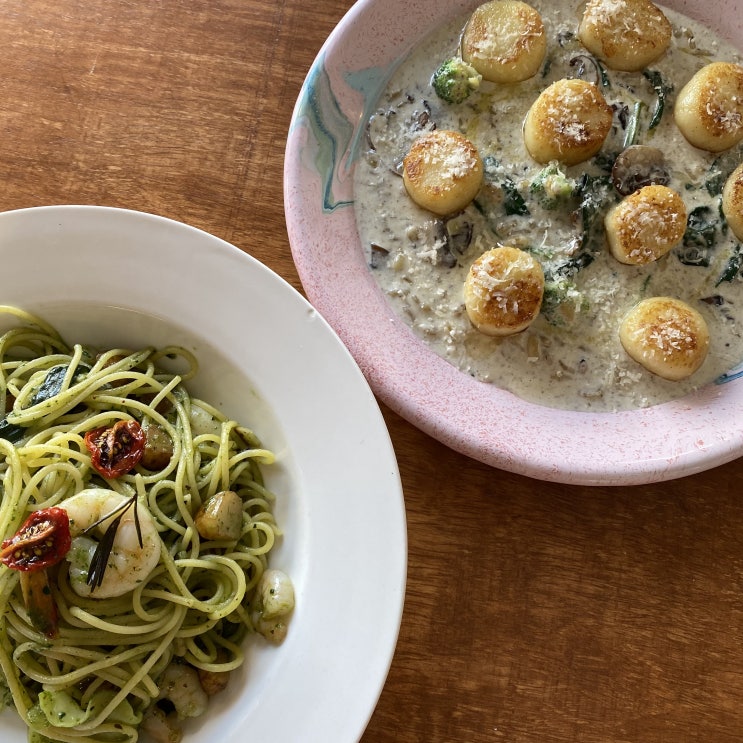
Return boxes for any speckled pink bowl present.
[284,0,743,486]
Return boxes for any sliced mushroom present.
[611,145,670,196]
[445,215,474,256]
[140,421,174,471]
[369,242,390,269]
[569,54,608,87]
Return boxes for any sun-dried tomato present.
[84,419,146,478]
[0,507,71,572]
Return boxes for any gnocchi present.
[578,0,672,72]
[463,247,545,336]
[619,297,710,380]
[604,185,687,265]
[461,0,546,84]
[402,130,484,216]
[523,78,613,165]
[674,62,743,152]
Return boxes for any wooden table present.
[2,1,743,741]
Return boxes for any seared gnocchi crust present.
[463,246,544,336]
[722,162,743,242]
[619,297,710,380]
[402,130,484,216]
[461,0,547,84]
[578,0,671,72]
[523,78,613,165]
[605,185,687,265]
[674,62,743,152]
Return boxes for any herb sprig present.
[83,494,143,590]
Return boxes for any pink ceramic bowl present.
[284,0,743,486]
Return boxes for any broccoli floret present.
[541,276,586,325]
[529,162,577,209]
[431,58,482,104]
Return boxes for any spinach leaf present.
[0,363,89,443]
[549,252,596,280]
[642,70,672,130]
[573,173,615,252]
[0,418,25,444]
[479,156,530,218]
[32,364,70,403]
[716,244,743,286]
[502,177,529,216]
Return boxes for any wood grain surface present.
[1,1,743,741]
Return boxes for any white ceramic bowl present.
[285,0,743,486]
[0,205,406,743]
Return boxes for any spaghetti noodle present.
[0,306,293,743]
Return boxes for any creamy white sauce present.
[353,1,743,412]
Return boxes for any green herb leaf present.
[716,244,743,286]
[643,70,672,130]
[84,495,143,590]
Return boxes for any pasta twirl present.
[0,306,293,743]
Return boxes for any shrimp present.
[252,569,295,644]
[60,487,161,599]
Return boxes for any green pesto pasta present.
[0,306,294,743]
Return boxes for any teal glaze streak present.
[298,56,354,212]
[715,364,743,384]
[344,65,397,163]
[294,53,398,214]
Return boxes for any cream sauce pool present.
[352,1,743,412]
